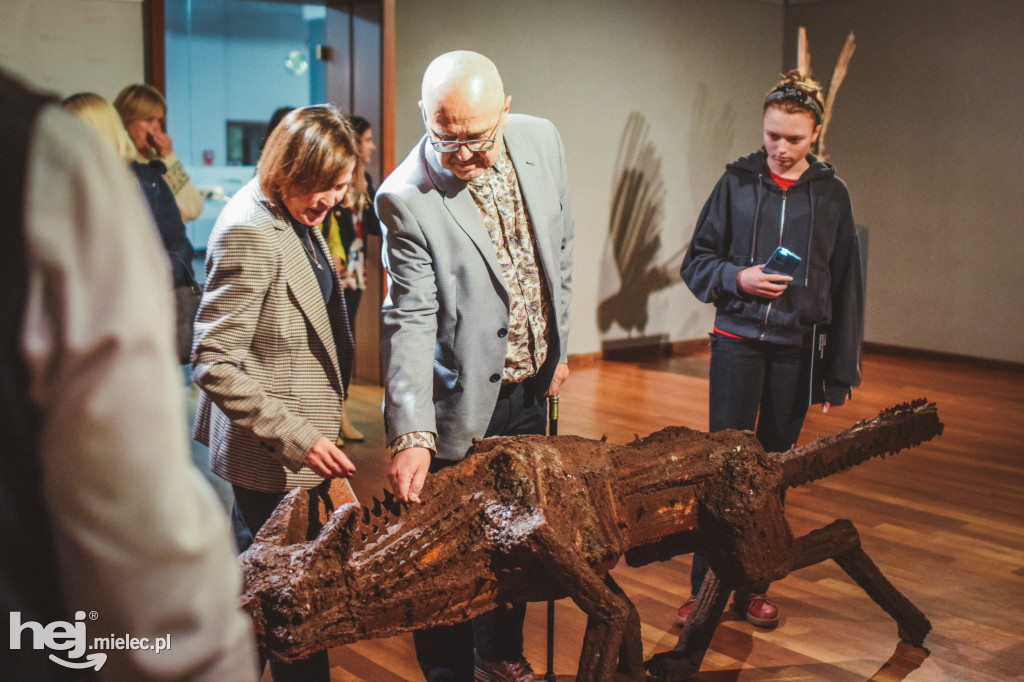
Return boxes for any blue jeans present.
[413,379,547,682]
[233,480,333,682]
[690,333,809,596]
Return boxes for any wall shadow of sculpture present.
[599,96,737,351]
[597,112,680,340]
[240,400,942,681]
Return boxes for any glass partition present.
[164,0,328,251]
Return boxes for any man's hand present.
[547,362,569,397]
[303,436,356,478]
[388,446,431,503]
[737,264,792,299]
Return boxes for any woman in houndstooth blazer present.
[191,105,359,681]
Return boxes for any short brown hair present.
[113,84,167,124]
[257,104,358,207]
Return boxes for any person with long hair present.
[320,114,380,442]
[678,69,864,628]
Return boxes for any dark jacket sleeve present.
[822,182,863,405]
[134,162,195,287]
[680,173,746,304]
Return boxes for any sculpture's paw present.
[644,651,699,682]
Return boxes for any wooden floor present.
[324,349,1024,681]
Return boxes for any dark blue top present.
[131,160,195,287]
[290,217,334,304]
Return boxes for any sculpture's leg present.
[645,568,730,682]
[791,519,931,646]
[605,575,644,680]
[528,524,635,682]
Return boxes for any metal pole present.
[544,394,559,682]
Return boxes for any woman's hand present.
[145,128,174,160]
[737,264,792,299]
[304,436,356,478]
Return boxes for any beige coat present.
[193,178,354,493]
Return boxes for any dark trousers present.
[413,379,547,682]
[690,333,810,596]
[233,480,333,682]
[343,287,362,333]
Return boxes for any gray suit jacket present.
[376,114,574,461]
[193,177,355,493]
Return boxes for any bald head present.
[419,51,510,181]
[421,51,505,121]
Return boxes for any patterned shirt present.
[389,145,554,456]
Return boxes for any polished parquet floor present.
[317,349,1024,681]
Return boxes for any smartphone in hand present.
[763,246,801,277]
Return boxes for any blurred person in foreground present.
[1,68,256,680]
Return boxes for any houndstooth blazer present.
[193,177,355,494]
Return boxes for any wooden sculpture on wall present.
[241,401,941,681]
[799,27,856,160]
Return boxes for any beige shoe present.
[340,407,364,441]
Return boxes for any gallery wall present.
[392,0,784,359]
[782,0,1024,363]
[0,0,144,100]
[4,0,1020,363]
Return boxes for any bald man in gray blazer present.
[376,51,573,681]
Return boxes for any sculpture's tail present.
[777,399,943,490]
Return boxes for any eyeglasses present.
[422,105,504,153]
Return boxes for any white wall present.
[785,0,1024,363]
[9,0,1017,362]
[0,0,144,100]
[393,0,784,357]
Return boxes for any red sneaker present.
[474,655,538,682]
[675,596,697,626]
[734,592,779,628]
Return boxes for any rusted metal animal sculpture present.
[241,400,942,681]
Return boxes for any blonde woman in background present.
[114,83,205,222]
[63,92,195,290]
